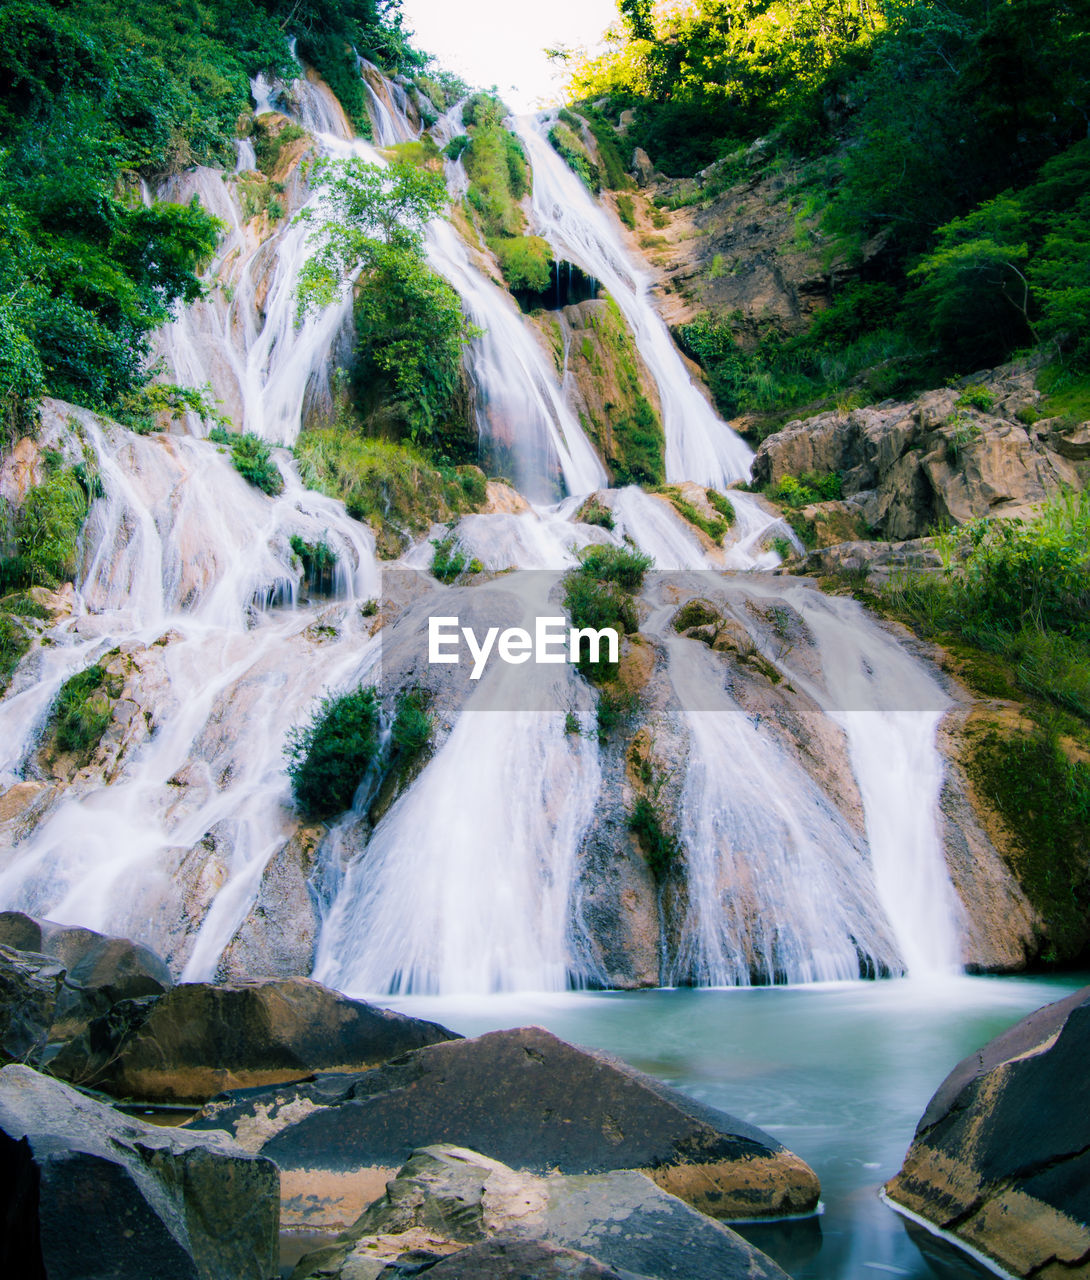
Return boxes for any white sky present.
[399,0,620,112]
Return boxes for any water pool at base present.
[380,974,1087,1280]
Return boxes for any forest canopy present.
[0,0,420,440]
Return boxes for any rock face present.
[192,1025,820,1230]
[49,977,458,1102]
[0,912,174,1041]
[753,366,1079,541]
[292,1144,790,1280]
[0,1064,279,1280]
[0,945,64,1065]
[887,986,1090,1278]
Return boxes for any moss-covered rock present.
[561,297,666,485]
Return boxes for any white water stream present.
[0,60,961,991]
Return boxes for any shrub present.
[0,615,30,692]
[430,534,469,583]
[706,490,736,525]
[767,472,843,508]
[576,544,652,592]
[596,685,637,740]
[575,495,615,530]
[12,467,89,587]
[391,686,433,761]
[209,428,277,494]
[629,795,678,883]
[50,664,115,761]
[956,383,996,413]
[285,687,382,820]
[616,193,636,229]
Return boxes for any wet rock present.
[0,911,43,953]
[292,1144,790,1280]
[0,1063,278,1280]
[192,1026,820,1230]
[50,977,458,1102]
[887,986,1090,1277]
[801,537,944,584]
[396,1237,631,1279]
[0,946,64,1065]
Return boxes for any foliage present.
[297,159,474,442]
[253,119,305,176]
[285,685,382,820]
[767,472,843,508]
[290,534,337,592]
[615,194,636,229]
[1,462,90,591]
[0,614,31,693]
[49,662,115,761]
[563,543,651,682]
[657,486,733,541]
[118,382,228,434]
[209,427,283,496]
[548,120,599,192]
[390,685,433,761]
[576,543,652,592]
[629,794,678,884]
[706,489,735,524]
[294,423,485,557]
[489,236,553,292]
[575,495,615,531]
[430,533,470,583]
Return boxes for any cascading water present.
[0,54,963,993]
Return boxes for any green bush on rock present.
[286,687,382,820]
[209,428,283,496]
[48,663,117,763]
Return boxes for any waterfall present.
[0,55,964,992]
[516,116,754,489]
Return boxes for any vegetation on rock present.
[47,663,118,764]
[286,686,382,820]
[209,428,283,496]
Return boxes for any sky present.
[399,0,620,112]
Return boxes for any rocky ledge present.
[191,1024,820,1230]
[887,985,1090,1277]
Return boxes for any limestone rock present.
[0,946,64,1065]
[887,986,1090,1277]
[191,1025,820,1230]
[292,1144,789,1280]
[752,367,1079,542]
[50,977,458,1102]
[0,1063,279,1280]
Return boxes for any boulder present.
[291,1144,790,1280]
[0,946,64,1065]
[50,977,459,1102]
[0,1064,279,1280]
[389,1238,630,1279]
[192,1026,820,1229]
[886,985,1090,1277]
[0,912,174,1041]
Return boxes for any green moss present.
[629,794,678,884]
[489,236,553,292]
[294,425,485,558]
[383,137,441,170]
[672,599,721,631]
[657,486,732,541]
[970,722,1090,963]
[706,490,736,525]
[463,112,529,240]
[290,535,337,593]
[286,686,381,820]
[548,120,599,192]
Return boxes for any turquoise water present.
[384,974,1087,1279]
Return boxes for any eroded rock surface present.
[291,1144,790,1280]
[50,977,458,1101]
[887,986,1090,1278]
[0,1064,279,1280]
[191,1025,820,1230]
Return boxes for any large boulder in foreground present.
[49,977,458,1101]
[0,1064,278,1280]
[192,1025,820,1229]
[292,1144,790,1280]
[887,985,1090,1278]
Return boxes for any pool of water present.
[381,974,1086,1279]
